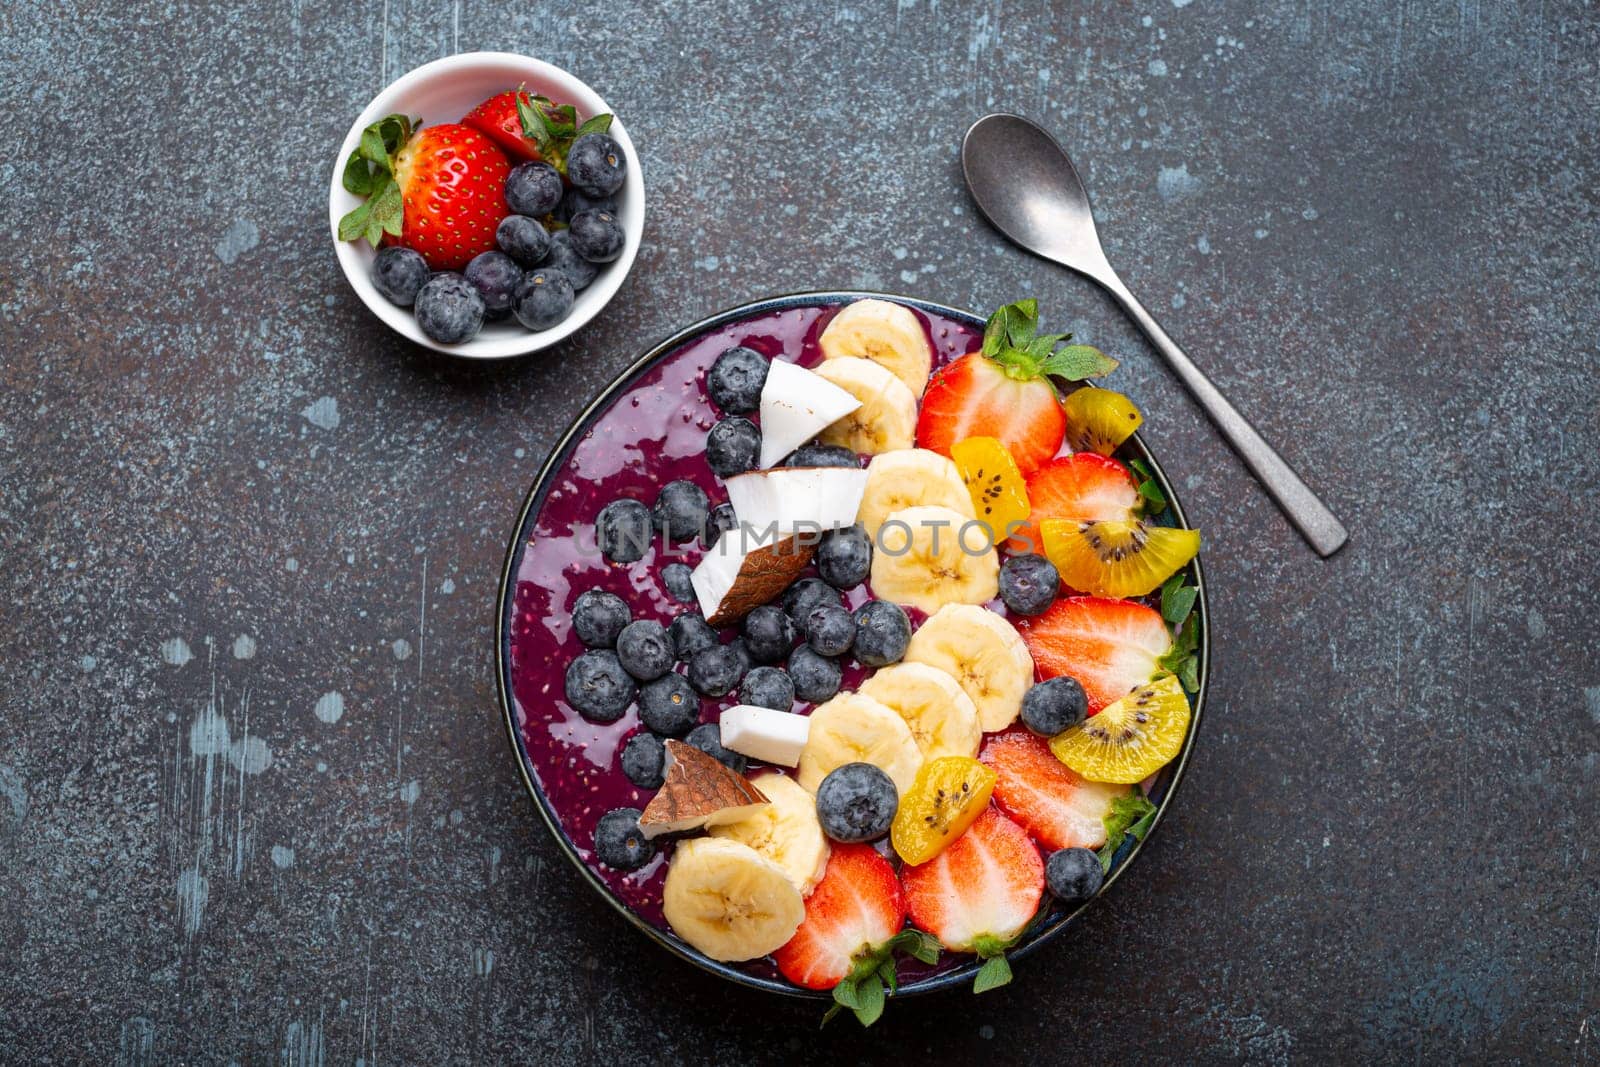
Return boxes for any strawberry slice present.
[902,808,1043,960]
[462,89,617,173]
[774,844,906,990]
[915,300,1116,476]
[1011,453,1138,555]
[338,117,511,271]
[917,354,1066,476]
[980,729,1128,850]
[1014,596,1172,714]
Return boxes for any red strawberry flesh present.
[1012,452,1138,555]
[773,844,905,990]
[1015,596,1172,713]
[462,90,546,164]
[916,353,1067,476]
[981,729,1126,851]
[901,808,1043,952]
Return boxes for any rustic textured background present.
[2,0,1597,1062]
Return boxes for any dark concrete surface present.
[2,0,1597,1062]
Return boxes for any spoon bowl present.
[961,113,1348,557]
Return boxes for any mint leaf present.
[576,112,614,137]
[1157,613,1200,693]
[1097,790,1158,872]
[1160,574,1197,628]
[1129,457,1168,514]
[1178,655,1200,692]
[1041,343,1118,382]
[973,954,1013,993]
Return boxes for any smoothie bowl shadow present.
[494,291,1209,997]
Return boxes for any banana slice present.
[818,298,934,399]
[710,773,831,895]
[796,692,924,796]
[869,504,999,614]
[662,837,806,962]
[859,662,982,761]
[904,603,1034,732]
[857,449,975,538]
[810,357,918,456]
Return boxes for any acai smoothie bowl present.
[495,291,1208,1023]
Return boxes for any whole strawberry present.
[338,115,512,272]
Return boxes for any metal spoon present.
[961,113,1348,557]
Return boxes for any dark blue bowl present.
[494,291,1210,998]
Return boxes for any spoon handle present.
[1091,267,1348,557]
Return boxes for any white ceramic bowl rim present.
[327,51,644,359]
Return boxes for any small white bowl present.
[328,52,644,359]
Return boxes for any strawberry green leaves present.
[969,933,1020,993]
[1157,573,1201,693]
[515,91,613,174]
[338,114,416,246]
[981,299,1118,393]
[1128,457,1169,515]
[820,930,940,1028]
[1096,790,1158,873]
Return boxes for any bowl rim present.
[327,50,645,360]
[493,290,1210,997]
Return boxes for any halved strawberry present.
[461,89,548,163]
[1014,596,1172,713]
[980,729,1128,850]
[774,844,905,991]
[917,354,1066,476]
[902,808,1043,957]
[1011,453,1138,555]
[916,299,1117,476]
[338,117,511,271]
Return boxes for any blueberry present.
[852,601,910,667]
[783,442,861,469]
[804,603,856,657]
[685,722,747,775]
[593,807,654,871]
[564,650,636,722]
[783,577,841,623]
[616,619,673,681]
[1045,846,1105,903]
[620,732,667,789]
[462,251,523,319]
[554,187,615,224]
[661,563,695,604]
[572,589,630,648]
[701,502,737,548]
[653,480,710,543]
[817,525,872,589]
[414,273,485,344]
[637,672,700,737]
[814,763,898,843]
[726,638,754,677]
[512,269,575,331]
[706,417,761,478]
[566,132,628,197]
[568,209,626,263]
[739,666,795,711]
[788,646,843,704]
[370,246,430,307]
[705,346,769,414]
[504,161,564,217]
[496,213,552,267]
[1021,676,1088,737]
[742,605,795,665]
[667,613,719,661]
[541,230,599,290]
[687,642,746,697]
[596,498,652,563]
[1000,554,1060,617]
